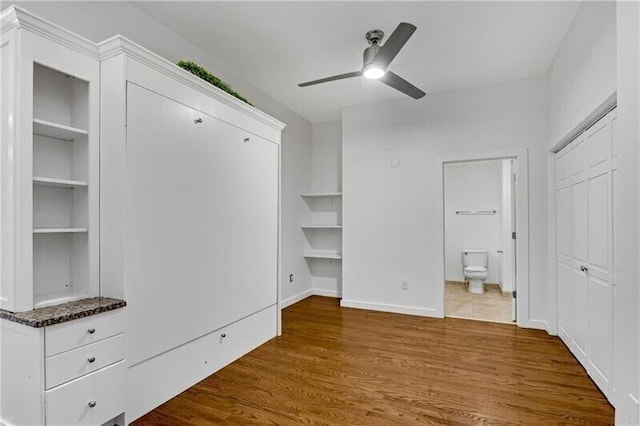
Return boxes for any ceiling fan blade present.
[380,71,426,99]
[298,71,362,87]
[371,22,417,68]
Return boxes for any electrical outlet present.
[401,279,409,290]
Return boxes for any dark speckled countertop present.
[0,297,126,328]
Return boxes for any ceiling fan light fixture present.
[298,23,425,99]
[362,63,386,80]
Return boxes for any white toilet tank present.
[462,249,488,267]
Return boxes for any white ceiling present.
[131,1,580,123]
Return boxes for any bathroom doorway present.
[443,158,517,324]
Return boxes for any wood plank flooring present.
[134,296,614,425]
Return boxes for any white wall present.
[311,121,342,193]
[2,1,315,304]
[444,160,502,284]
[546,1,616,149]
[342,76,546,326]
[614,1,640,423]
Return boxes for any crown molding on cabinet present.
[0,6,286,133]
[97,36,285,132]
[1,6,99,59]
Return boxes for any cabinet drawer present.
[45,309,125,357]
[46,333,125,389]
[45,361,125,426]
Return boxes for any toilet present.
[462,249,489,294]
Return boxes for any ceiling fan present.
[298,23,426,99]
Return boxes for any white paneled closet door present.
[585,115,613,395]
[555,111,614,400]
[569,134,589,366]
[555,146,572,346]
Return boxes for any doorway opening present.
[443,158,517,324]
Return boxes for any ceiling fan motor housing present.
[363,44,381,67]
[364,29,384,67]
[365,29,384,45]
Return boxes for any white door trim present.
[435,148,537,329]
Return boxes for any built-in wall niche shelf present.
[301,225,343,229]
[300,192,342,198]
[33,176,88,188]
[33,118,88,141]
[303,251,342,260]
[33,228,88,234]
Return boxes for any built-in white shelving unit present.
[301,192,342,261]
[1,7,118,425]
[29,61,98,310]
[301,192,343,296]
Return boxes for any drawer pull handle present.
[221,333,227,338]
[87,328,96,334]
[88,401,97,408]
[87,357,96,363]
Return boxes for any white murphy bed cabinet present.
[555,109,616,402]
[1,7,284,425]
[99,36,284,421]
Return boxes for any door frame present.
[435,148,532,328]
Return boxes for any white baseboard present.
[312,288,341,298]
[518,318,548,331]
[340,299,439,318]
[280,289,313,309]
[281,288,343,309]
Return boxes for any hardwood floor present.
[134,296,614,425]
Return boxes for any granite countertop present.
[0,297,126,328]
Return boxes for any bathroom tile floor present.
[446,281,514,324]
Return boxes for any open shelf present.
[33,176,88,188]
[33,290,89,309]
[33,228,88,234]
[27,61,95,311]
[33,118,88,141]
[304,251,342,260]
[301,225,342,229]
[301,192,342,198]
